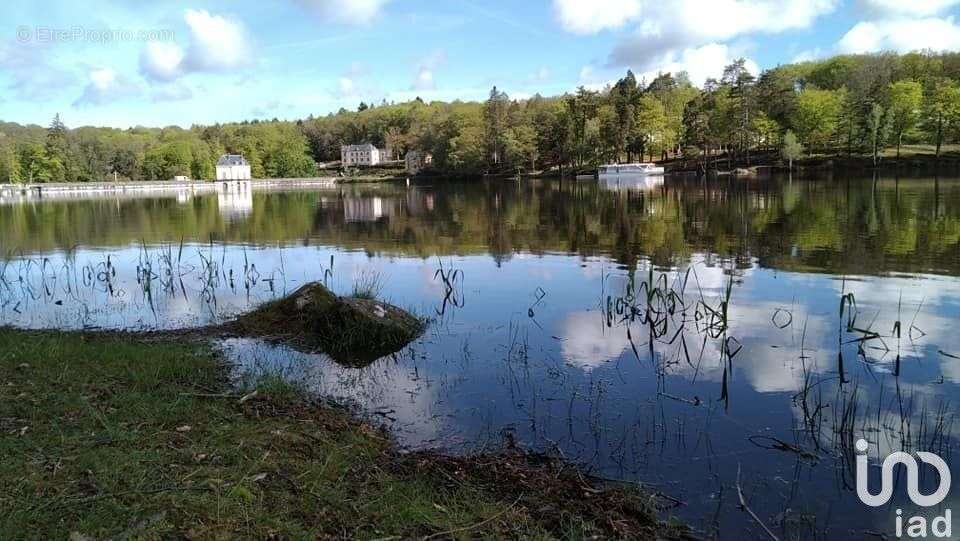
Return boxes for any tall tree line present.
[2,51,960,183]
[0,117,315,183]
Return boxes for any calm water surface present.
[3,174,960,539]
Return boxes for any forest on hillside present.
[2,50,960,183]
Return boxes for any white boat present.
[597,163,665,176]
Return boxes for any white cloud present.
[411,50,446,91]
[838,17,960,53]
[682,0,836,37]
[606,0,837,68]
[791,47,824,63]
[553,0,642,34]
[73,67,139,107]
[221,337,444,448]
[559,311,628,370]
[860,0,960,17]
[0,39,76,100]
[338,76,357,96]
[837,22,883,53]
[182,9,252,71]
[139,9,251,82]
[335,63,376,98]
[412,69,434,91]
[295,0,391,25]
[637,43,760,88]
[140,42,185,82]
[578,65,594,82]
[576,65,615,92]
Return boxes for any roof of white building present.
[341,144,378,152]
[217,154,249,166]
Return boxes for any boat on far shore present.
[597,162,665,176]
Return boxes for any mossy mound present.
[228,282,425,366]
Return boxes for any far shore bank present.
[5,148,960,199]
[0,177,337,194]
[659,148,960,176]
[414,148,960,181]
[0,177,339,204]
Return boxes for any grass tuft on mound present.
[228,282,426,366]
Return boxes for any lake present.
[2,173,959,539]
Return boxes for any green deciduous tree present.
[19,143,59,183]
[782,130,803,170]
[751,111,780,151]
[631,94,666,161]
[143,141,192,179]
[866,102,891,166]
[647,72,699,158]
[792,88,846,152]
[542,103,573,176]
[888,80,923,159]
[0,137,21,183]
[923,78,960,158]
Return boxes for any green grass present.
[0,329,680,539]
[797,143,960,162]
[351,270,384,300]
[883,143,960,157]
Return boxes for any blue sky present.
[2,0,960,128]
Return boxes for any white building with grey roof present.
[341,144,389,167]
[216,154,251,180]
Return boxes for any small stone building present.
[405,150,433,174]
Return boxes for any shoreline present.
[661,149,960,175]
[0,327,689,539]
[0,177,339,203]
[5,152,956,199]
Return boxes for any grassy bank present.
[337,175,407,184]
[666,144,960,175]
[0,329,683,539]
